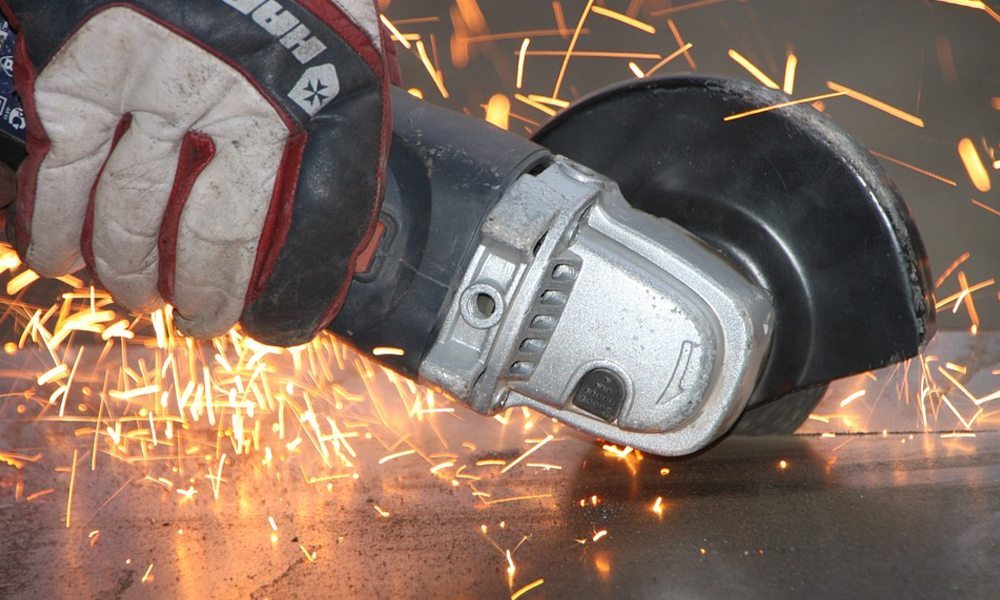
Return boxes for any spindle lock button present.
[572,368,626,422]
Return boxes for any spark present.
[727,49,780,89]
[510,578,544,600]
[839,390,866,408]
[430,460,455,474]
[723,91,845,121]
[783,54,798,95]
[371,346,405,357]
[66,449,78,528]
[37,364,68,385]
[141,563,154,583]
[516,38,531,89]
[778,460,789,470]
[651,0,731,16]
[500,434,553,474]
[591,5,656,34]
[826,81,925,127]
[552,0,596,99]
[971,199,1000,218]
[651,496,664,516]
[659,467,671,476]
[379,15,411,49]
[526,462,562,470]
[7,269,39,295]
[378,449,415,464]
[644,43,694,77]
[374,504,391,518]
[485,94,512,130]
[934,278,994,309]
[514,94,557,116]
[415,40,448,99]
[592,529,608,541]
[666,20,697,70]
[527,50,663,59]
[484,493,554,505]
[299,545,317,562]
[26,488,54,502]
[958,138,991,192]
[870,151,958,186]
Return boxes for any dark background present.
[384,0,1000,328]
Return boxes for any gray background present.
[384,0,1000,328]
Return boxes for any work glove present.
[0,0,392,345]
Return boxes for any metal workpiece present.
[421,158,775,456]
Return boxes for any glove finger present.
[88,114,193,314]
[21,87,120,277]
[167,112,289,339]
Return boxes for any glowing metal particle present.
[825,81,925,127]
[958,138,991,192]
[511,578,544,600]
[552,0,596,99]
[485,94,512,130]
[724,91,845,122]
[839,390,866,408]
[65,449,78,528]
[971,199,1000,218]
[870,151,957,186]
[500,434,554,474]
[372,346,406,357]
[728,49,780,89]
[380,15,411,49]
[591,5,656,34]
[516,38,531,88]
[782,54,798,94]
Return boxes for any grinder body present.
[0,18,934,454]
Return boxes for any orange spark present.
[500,434,554,474]
[870,151,958,186]
[971,199,1000,218]
[485,94,512,130]
[66,449,78,528]
[511,578,545,600]
[783,54,798,95]
[645,43,694,77]
[552,0,596,99]
[839,390,866,408]
[724,91,846,122]
[379,15,411,50]
[666,20,697,70]
[935,251,971,288]
[728,49,780,89]
[591,5,656,34]
[958,138,991,192]
[516,38,531,89]
[826,81,925,127]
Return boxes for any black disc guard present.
[534,76,935,406]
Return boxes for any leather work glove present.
[0,0,392,345]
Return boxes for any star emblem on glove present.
[288,64,341,116]
[303,79,330,107]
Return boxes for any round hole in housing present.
[475,292,496,317]
[460,283,504,329]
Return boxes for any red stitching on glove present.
[157,131,216,304]
[245,130,308,305]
